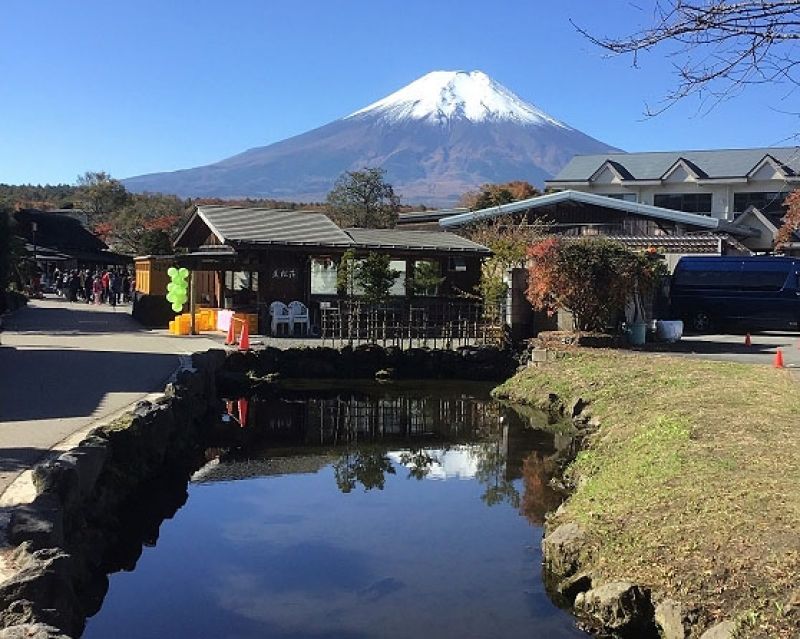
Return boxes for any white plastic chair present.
[269,301,291,336]
[288,300,310,336]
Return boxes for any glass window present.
[412,260,443,296]
[604,193,637,202]
[653,193,712,214]
[389,260,406,296]
[310,258,338,295]
[733,192,789,214]
[448,257,467,272]
[674,268,789,290]
[225,271,251,291]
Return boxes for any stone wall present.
[220,343,520,390]
[0,349,227,639]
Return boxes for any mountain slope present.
[124,70,620,205]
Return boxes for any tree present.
[460,181,540,210]
[355,253,399,304]
[76,171,130,218]
[526,237,663,332]
[97,193,186,255]
[410,260,445,296]
[777,189,800,246]
[575,1,800,110]
[463,215,550,307]
[333,448,396,493]
[0,207,11,313]
[326,168,400,228]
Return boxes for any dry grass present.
[495,350,800,638]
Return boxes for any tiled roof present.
[549,147,800,182]
[179,206,491,255]
[197,205,353,247]
[596,234,749,254]
[345,228,490,253]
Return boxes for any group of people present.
[51,268,132,306]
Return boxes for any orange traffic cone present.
[237,398,249,428]
[238,321,250,351]
[744,333,752,346]
[774,349,785,368]
[225,320,236,346]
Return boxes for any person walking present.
[84,271,94,304]
[68,271,80,302]
[101,270,110,304]
[92,275,103,305]
[122,270,132,303]
[108,271,121,306]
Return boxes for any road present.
[0,297,218,494]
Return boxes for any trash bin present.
[626,322,647,346]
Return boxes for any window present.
[448,257,467,272]
[411,260,443,296]
[226,271,250,291]
[674,268,789,290]
[733,192,789,214]
[653,193,712,214]
[310,258,338,295]
[603,193,637,202]
[389,260,406,296]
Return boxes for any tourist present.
[101,270,110,304]
[92,275,103,305]
[67,271,80,302]
[122,269,131,303]
[110,270,122,307]
[84,271,94,304]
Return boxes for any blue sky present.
[1,0,798,186]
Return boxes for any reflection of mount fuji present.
[123,70,619,205]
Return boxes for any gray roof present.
[439,190,757,238]
[345,228,491,253]
[177,206,490,254]
[549,147,800,182]
[196,205,353,247]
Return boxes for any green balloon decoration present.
[165,266,190,314]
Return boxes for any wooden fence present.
[319,299,505,349]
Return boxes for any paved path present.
[644,329,800,373]
[0,297,218,494]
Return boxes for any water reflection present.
[204,381,572,519]
[83,382,586,639]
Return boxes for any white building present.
[546,146,799,217]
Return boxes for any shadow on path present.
[2,299,144,336]
[0,347,177,422]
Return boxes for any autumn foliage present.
[526,237,662,332]
[776,190,800,246]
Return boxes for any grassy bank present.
[495,350,800,638]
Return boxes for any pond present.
[82,381,588,639]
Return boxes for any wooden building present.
[137,205,490,334]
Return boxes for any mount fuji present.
[123,70,619,205]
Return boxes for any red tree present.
[776,190,800,247]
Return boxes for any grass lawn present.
[494,350,800,638]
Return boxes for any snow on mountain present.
[123,70,619,205]
[348,70,568,128]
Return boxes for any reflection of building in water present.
[249,391,504,446]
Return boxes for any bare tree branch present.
[573,1,800,111]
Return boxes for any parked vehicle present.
[670,256,800,332]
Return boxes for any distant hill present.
[124,70,621,206]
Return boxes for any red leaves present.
[776,190,800,247]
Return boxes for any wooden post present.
[189,269,197,335]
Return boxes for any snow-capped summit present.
[348,70,568,128]
[124,70,619,205]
